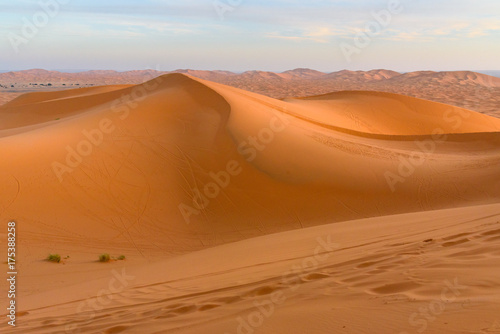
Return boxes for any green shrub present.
[117,255,126,261]
[47,254,61,263]
[99,253,111,262]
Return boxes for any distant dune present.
[1,74,500,333]
[2,68,499,118]
[2,68,500,85]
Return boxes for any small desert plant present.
[47,254,61,263]
[117,255,126,261]
[99,253,111,262]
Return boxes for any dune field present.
[1,73,500,333]
[2,69,499,117]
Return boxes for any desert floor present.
[1,74,499,333]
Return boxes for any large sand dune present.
[1,74,500,333]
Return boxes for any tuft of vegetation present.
[99,253,111,262]
[117,255,126,261]
[47,254,61,263]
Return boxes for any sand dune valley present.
[2,70,500,334]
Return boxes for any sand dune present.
[2,69,500,118]
[386,70,500,87]
[287,90,500,135]
[1,74,499,333]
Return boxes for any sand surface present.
[1,74,499,333]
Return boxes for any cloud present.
[1,0,499,71]
[266,26,351,43]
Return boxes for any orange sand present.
[0,74,499,333]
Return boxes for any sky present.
[0,0,499,72]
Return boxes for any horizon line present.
[1,68,500,75]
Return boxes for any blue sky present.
[0,0,499,72]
